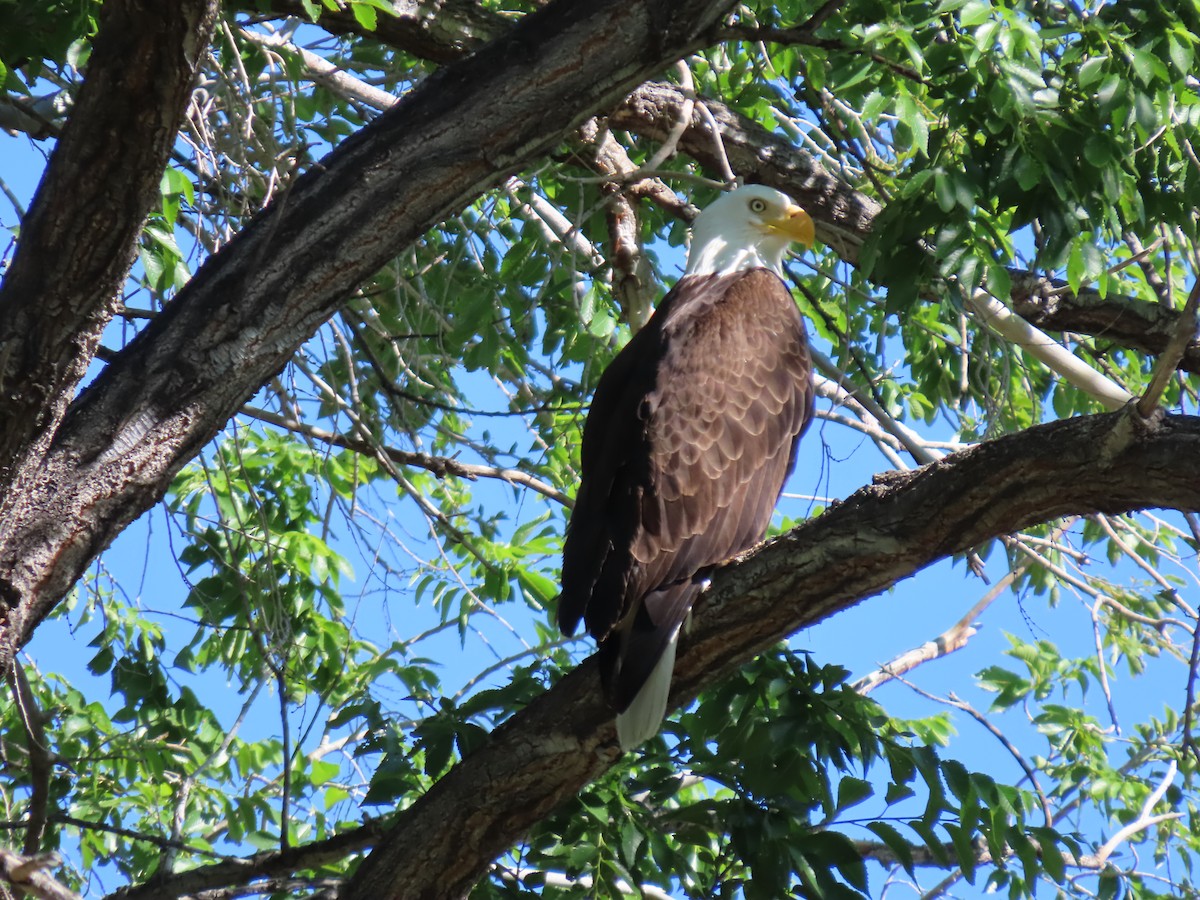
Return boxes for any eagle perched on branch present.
[558,184,816,749]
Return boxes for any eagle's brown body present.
[557,267,813,731]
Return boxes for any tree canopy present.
[1,0,1200,897]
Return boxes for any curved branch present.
[242,406,571,506]
[95,410,1200,899]
[608,82,1200,374]
[242,6,1200,376]
[341,408,1200,899]
[258,0,508,63]
[106,821,383,900]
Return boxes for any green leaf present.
[1077,56,1106,89]
[1030,827,1066,882]
[1128,45,1168,85]
[1167,31,1193,77]
[908,820,951,866]
[944,822,977,882]
[836,776,873,812]
[941,759,972,802]
[866,821,915,875]
[958,1,991,28]
[896,92,930,156]
[350,1,378,30]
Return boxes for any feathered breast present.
[558,268,813,669]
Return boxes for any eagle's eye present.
[748,198,768,213]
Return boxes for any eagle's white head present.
[684,184,815,277]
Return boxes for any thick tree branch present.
[0,0,218,501]
[259,0,508,63]
[608,82,1200,374]
[0,849,79,900]
[1012,270,1200,375]
[0,0,740,666]
[81,411,1200,899]
[341,409,1200,899]
[106,821,383,900]
[245,9,1200,376]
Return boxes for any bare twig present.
[811,351,939,465]
[6,662,51,855]
[692,95,736,184]
[241,405,570,507]
[852,520,1076,695]
[642,62,697,175]
[160,681,266,875]
[1093,759,1180,865]
[851,623,977,695]
[1138,276,1200,417]
[1118,232,1169,304]
[1089,598,1121,734]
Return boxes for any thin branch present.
[7,661,51,855]
[1094,759,1180,864]
[1116,233,1168,304]
[104,820,385,900]
[1089,597,1121,734]
[241,405,571,507]
[896,677,1054,828]
[852,520,1076,695]
[811,351,940,465]
[52,815,227,860]
[160,679,266,876]
[854,837,1108,872]
[691,96,736,184]
[1138,275,1200,417]
[966,289,1134,411]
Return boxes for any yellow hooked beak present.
[765,204,816,247]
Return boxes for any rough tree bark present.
[0,0,219,518]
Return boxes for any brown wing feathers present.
[558,269,813,715]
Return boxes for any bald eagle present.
[557,185,816,749]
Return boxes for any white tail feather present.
[615,629,679,750]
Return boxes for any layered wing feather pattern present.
[557,269,813,715]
